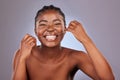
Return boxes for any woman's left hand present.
[66,20,89,43]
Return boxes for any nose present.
[47,25,55,32]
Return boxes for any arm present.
[67,20,115,80]
[12,34,36,80]
[12,50,27,80]
[72,51,100,79]
[81,36,114,80]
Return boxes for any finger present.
[28,39,36,47]
[67,23,76,31]
[70,20,81,27]
[25,36,34,43]
[27,37,36,44]
[23,34,30,40]
[21,34,31,43]
[72,20,81,24]
[24,34,36,42]
[21,34,36,46]
[66,27,74,33]
[70,20,78,25]
[68,22,77,29]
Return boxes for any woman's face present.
[35,10,66,47]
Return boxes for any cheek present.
[35,28,43,37]
[57,26,65,33]
[57,26,65,32]
[37,32,42,37]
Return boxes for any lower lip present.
[45,36,57,42]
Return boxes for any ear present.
[63,26,67,34]
[34,27,37,36]
[34,22,38,35]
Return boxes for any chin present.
[42,42,60,48]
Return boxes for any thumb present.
[65,27,73,33]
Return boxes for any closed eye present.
[54,23,61,25]
[39,24,47,26]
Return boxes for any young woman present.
[12,5,114,80]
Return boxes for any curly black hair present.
[35,5,66,26]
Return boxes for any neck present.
[40,45,63,59]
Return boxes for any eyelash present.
[54,23,61,25]
[39,24,47,26]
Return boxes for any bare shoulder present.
[63,47,88,64]
[63,48,91,66]
[63,47,87,58]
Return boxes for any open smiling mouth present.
[44,35,58,41]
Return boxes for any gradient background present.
[0,0,120,80]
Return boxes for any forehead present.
[37,10,64,21]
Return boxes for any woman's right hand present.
[19,34,36,59]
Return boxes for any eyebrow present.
[53,19,61,22]
[39,19,61,23]
[39,20,48,23]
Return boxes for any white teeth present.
[46,35,56,41]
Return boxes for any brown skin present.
[12,10,115,80]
